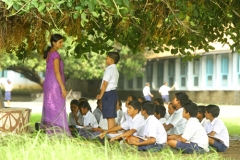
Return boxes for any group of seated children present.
[68,92,229,154]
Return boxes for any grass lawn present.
[0,114,237,160]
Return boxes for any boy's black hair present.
[206,104,220,117]
[70,99,79,106]
[183,102,198,117]
[155,105,166,117]
[107,52,120,64]
[117,99,122,110]
[78,101,92,112]
[128,95,138,101]
[138,96,145,102]
[198,105,206,118]
[154,97,164,105]
[175,92,189,106]
[141,101,156,115]
[128,100,141,112]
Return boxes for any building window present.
[157,61,164,87]
[137,77,143,88]
[193,59,200,86]
[168,59,175,86]
[146,61,153,88]
[206,56,213,86]
[127,79,133,89]
[180,59,187,87]
[221,55,228,86]
[0,70,7,77]
[118,74,124,89]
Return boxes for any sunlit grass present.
[220,118,240,135]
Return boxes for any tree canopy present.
[1,0,240,59]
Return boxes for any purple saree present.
[41,51,71,136]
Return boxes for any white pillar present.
[200,56,207,90]
[187,61,193,90]
[175,59,181,90]
[215,54,221,89]
[228,52,233,89]
[163,60,168,83]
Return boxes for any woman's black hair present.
[78,101,92,112]
[43,34,64,59]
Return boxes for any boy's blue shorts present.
[102,90,117,119]
[211,139,227,152]
[176,141,205,154]
[138,139,163,152]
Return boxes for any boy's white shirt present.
[204,118,229,147]
[182,117,209,152]
[101,64,119,91]
[159,85,170,95]
[143,115,167,144]
[83,111,99,128]
[200,117,209,128]
[68,111,83,126]
[169,108,187,135]
[142,86,151,96]
[4,83,13,91]
[117,109,124,125]
[159,118,167,124]
[120,114,145,136]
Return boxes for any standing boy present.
[168,102,209,154]
[159,82,175,105]
[163,92,188,135]
[204,104,229,152]
[127,101,167,152]
[99,100,145,141]
[96,52,120,130]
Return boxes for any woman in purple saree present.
[41,34,71,136]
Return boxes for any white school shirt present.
[121,114,145,136]
[83,111,99,128]
[204,118,229,147]
[4,83,13,91]
[142,86,151,96]
[143,115,167,144]
[117,110,124,125]
[159,85,170,95]
[101,64,119,91]
[169,108,187,135]
[98,114,118,130]
[159,118,167,124]
[68,111,84,126]
[182,118,209,152]
[200,118,209,128]
[165,115,174,135]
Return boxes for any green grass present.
[220,118,240,135]
[1,114,236,160]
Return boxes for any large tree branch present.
[7,66,43,87]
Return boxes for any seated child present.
[164,102,176,135]
[153,97,164,106]
[78,101,99,138]
[164,92,188,135]
[196,105,208,127]
[154,105,167,124]
[122,95,138,122]
[168,102,209,154]
[68,99,84,126]
[137,96,145,103]
[116,99,124,125]
[99,100,145,141]
[204,104,229,152]
[127,101,167,152]
[93,99,102,123]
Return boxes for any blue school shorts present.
[138,139,163,152]
[211,139,227,152]
[176,141,205,154]
[144,95,152,101]
[5,91,11,101]
[102,90,117,119]
[162,95,169,103]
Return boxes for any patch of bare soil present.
[219,140,240,160]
